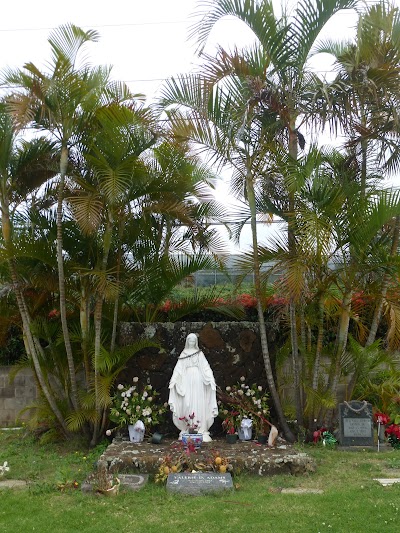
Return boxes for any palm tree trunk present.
[80,284,91,388]
[289,299,303,424]
[91,213,114,446]
[288,125,303,426]
[300,304,306,350]
[110,218,124,354]
[326,290,352,425]
[1,194,68,433]
[10,263,68,433]
[308,295,325,429]
[110,292,119,355]
[312,296,325,392]
[57,145,79,410]
[91,294,103,446]
[246,172,295,443]
[366,215,400,346]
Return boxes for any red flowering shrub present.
[266,295,289,306]
[156,291,290,322]
[374,412,391,425]
[385,423,400,449]
[236,293,257,308]
[159,300,172,313]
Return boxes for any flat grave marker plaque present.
[339,401,374,447]
[166,472,234,495]
[119,474,148,491]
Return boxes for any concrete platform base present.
[99,437,316,477]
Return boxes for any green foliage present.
[0,326,25,365]
[168,283,256,301]
[354,367,400,420]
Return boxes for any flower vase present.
[151,432,163,444]
[182,432,203,448]
[257,434,268,444]
[238,418,253,440]
[128,421,145,442]
[226,433,238,444]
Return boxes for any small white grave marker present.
[373,478,400,487]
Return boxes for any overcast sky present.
[1,0,398,250]
[0,0,364,96]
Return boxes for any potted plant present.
[179,413,203,448]
[179,412,200,433]
[108,377,168,441]
[256,421,269,444]
[222,412,239,443]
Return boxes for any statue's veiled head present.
[185,333,199,350]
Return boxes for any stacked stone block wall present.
[0,321,346,428]
[0,367,37,427]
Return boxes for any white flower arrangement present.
[109,378,167,429]
[218,380,271,436]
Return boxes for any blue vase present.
[182,432,203,448]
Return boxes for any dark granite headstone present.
[166,472,234,495]
[339,401,374,447]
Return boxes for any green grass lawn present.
[1,429,399,533]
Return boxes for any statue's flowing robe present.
[168,350,218,434]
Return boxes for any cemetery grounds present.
[1,429,400,532]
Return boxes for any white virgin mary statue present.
[168,333,218,442]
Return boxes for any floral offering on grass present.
[109,377,167,430]
[0,461,9,476]
[313,428,337,446]
[321,431,338,447]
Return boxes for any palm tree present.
[3,24,145,419]
[254,145,400,427]
[315,1,400,346]
[3,24,110,411]
[0,101,70,432]
[1,25,229,442]
[67,102,227,443]
[161,73,297,439]
[161,0,358,437]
